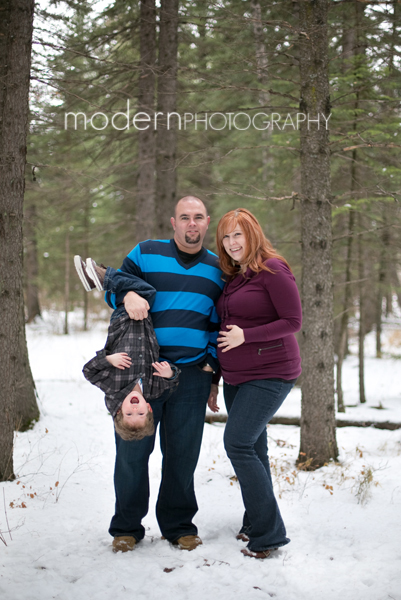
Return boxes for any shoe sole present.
[241,547,278,559]
[176,543,201,551]
[74,255,93,292]
[86,258,104,291]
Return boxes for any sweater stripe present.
[146,272,222,299]
[109,239,223,365]
[151,291,215,315]
[152,309,218,332]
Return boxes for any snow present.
[1,310,401,600]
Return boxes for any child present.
[77,256,180,442]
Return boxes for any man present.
[105,196,222,552]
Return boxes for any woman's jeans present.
[223,378,294,552]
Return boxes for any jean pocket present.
[196,365,214,375]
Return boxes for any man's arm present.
[123,291,150,320]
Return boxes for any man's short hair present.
[174,196,208,217]
[114,410,155,441]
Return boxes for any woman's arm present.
[243,262,302,344]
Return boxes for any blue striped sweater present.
[105,239,224,367]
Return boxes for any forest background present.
[26,0,401,391]
[1,0,400,477]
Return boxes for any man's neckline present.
[171,239,206,269]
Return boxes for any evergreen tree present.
[0,0,38,482]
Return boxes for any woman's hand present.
[207,383,220,413]
[217,324,245,352]
[106,352,132,370]
[152,361,173,378]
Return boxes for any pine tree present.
[0,0,38,481]
[297,0,338,468]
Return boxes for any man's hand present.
[123,291,150,320]
[207,383,220,413]
[106,352,132,370]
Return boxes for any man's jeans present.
[109,365,212,542]
[223,378,294,552]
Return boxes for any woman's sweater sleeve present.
[243,262,302,344]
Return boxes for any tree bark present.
[24,199,41,322]
[0,0,36,481]
[250,0,273,189]
[337,0,365,411]
[297,0,338,469]
[15,292,39,431]
[376,204,389,358]
[137,0,156,241]
[83,200,90,331]
[155,0,179,238]
[205,414,401,431]
[336,209,355,413]
[357,212,367,404]
[64,230,70,335]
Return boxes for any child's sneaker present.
[74,256,95,292]
[86,258,106,291]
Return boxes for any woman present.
[209,208,302,559]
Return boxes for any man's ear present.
[147,404,153,413]
[170,216,176,230]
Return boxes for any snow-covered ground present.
[1,310,401,600]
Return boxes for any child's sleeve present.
[82,350,111,389]
[104,246,156,310]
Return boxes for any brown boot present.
[173,535,203,551]
[112,536,137,553]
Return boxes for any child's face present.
[121,388,152,429]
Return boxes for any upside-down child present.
[77,256,180,443]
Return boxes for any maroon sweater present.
[216,258,302,385]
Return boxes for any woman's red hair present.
[216,208,291,278]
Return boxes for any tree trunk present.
[137,0,156,242]
[376,204,389,358]
[358,212,366,404]
[64,231,70,335]
[336,209,355,413]
[155,0,179,238]
[83,201,90,331]
[336,0,356,411]
[250,0,273,189]
[15,292,39,431]
[297,0,338,469]
[375,291,382,359]
[24,199,41,322]
[337,0,365,410]
[0,0,36,481]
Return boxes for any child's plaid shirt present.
[83,307,179,417]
